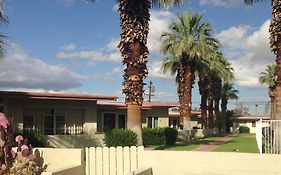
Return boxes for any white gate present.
[85,146,144,175]
[256,119,281,154]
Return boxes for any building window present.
[252,121,256,127]
[118,114,126,129]
[147,116,158,128]
[23,116,33,132]
[24,108,84,135]
[169,117,180,129]
[56,116,65,135]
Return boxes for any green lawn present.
[153,135,226,151]
[214,133,259,153]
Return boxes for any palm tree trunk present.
[208,97,214,129]
[182,63,193,130]
[275,48,281,120]
[214,98,220,130]
[221,99,227,133]
[201,92,208,129]
[127,104,142,145]
[118,0,150,145]
[270,0,281,120]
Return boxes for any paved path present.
[192,135,234,151]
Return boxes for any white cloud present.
[0,43,85,91]
[199,0,243,8]
[57,49,121,63]
[106,38,119,51]
[148,61,173,79]
[217,20,275,87]
[61,43,76,51]
[148,10,175,53]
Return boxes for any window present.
[169,117,180,129]
[56,116,65,135]
[118,114,126,129]
[147,116,158,128]
[44,116,54,135]
[23,116,33,132]
[252,121,256,127]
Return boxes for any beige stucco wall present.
[233,121,256,133]
[4,98,98,135]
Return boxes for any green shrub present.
[164,127,178,145]
[14,130,45,147]
[142,128,165,145]
[239,126,250,133]
[104,129,137,147]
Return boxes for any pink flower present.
[27,154,35,161]
[1,164,6,170]
[0,117,9,129]
[0,113,5,119]
[15,135,24,143]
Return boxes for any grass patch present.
[214,133,259,153]
[151,134,226,151]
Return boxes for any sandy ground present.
[141,151,281,175]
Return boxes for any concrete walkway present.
[192,135,234,151]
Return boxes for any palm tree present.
[90,0,184,145]
[259,63,276,119]
[0,0,7,59]
[245,0,281,120]
[161,11,220,131]
[221,82,239,133]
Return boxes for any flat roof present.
[0,91,118,101]
[97,101,178,109]
[231,116,270,121]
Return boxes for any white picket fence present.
[256,119,281,154]
[85,146,144,175]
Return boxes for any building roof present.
[97,101,178,109]
[231,116,270,121]
[0,91,118,101]
[169,110,201,117]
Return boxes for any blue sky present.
[0,0,274,108]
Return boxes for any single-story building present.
[168,109,202,129]
[231,116,270,133]
[0,91,177,147]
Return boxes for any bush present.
[142,128,165,145]
[104,129,137,147]
[239,126,250,133]
[164,128,178,145]
[14,130,45,147]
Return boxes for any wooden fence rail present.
[85,146,144,175]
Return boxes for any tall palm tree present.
[0,0,7,59]
[245,0,281,119]
[161,11,220,131]
[259,63,276,119]
[90,0,184,145]
[221,82,239,133]
[118,0,183,145]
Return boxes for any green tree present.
[161,11,220,131]
[91,0,184,145]
[221,82,239,133]
[245,0,281,120]
[259,63,276,119]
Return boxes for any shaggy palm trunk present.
[214,98,220,130]
[201,94,208,129]
[118,0,150,145]
[207,97,214,129]
[269,88,276,119]
[270,0,281,120]
[221,99,227,133]
[198,77,208,129]
[181,62,193,130]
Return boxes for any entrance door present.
[103,113,116,131]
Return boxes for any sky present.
[0,0,274,110]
